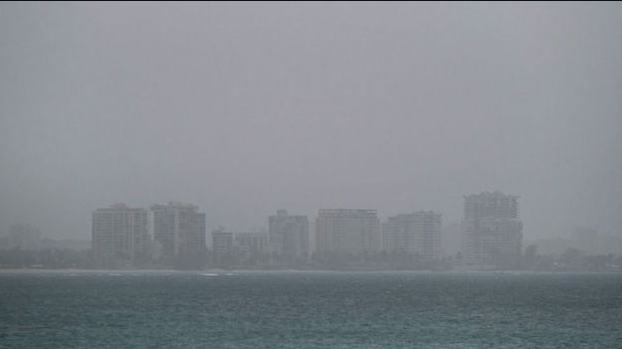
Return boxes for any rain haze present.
[4,3,622,349]
[1,2,621,241]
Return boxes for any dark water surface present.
[1,272,621,348]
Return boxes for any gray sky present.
[1,2,621,240]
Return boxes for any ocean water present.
[1,272,621,349]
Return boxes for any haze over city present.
[3,3,622,349]
[1,2,621,242]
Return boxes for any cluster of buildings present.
[92,202,206,268]
[91,191,524,269]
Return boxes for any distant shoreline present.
[0,268,620,274]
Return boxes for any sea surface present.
[1,271,621,348]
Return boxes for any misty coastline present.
[2,2,622,348]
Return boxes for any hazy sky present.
[1,2,621,240]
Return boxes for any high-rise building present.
[92,204,149,267]
[461,191,523,269]
[211,227,234,265]
[316,209,381,254]
[211,228,268,266]
[151,202,206,268]
[268,210,309,259]
[382,211,442,260]
[234,230,269,257]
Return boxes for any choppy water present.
[1,272,621,348]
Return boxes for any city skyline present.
[2,3,621,242]
[3,190,525,243]
[2,4,621,349]
[9,189,620,270]
[87,192,509,263]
